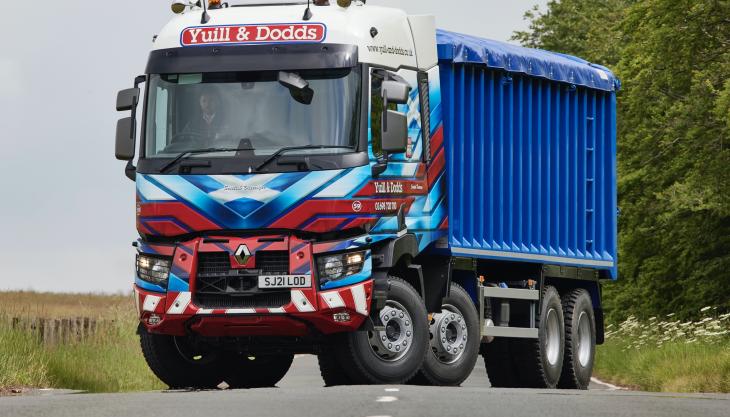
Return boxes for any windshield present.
[144,68,361,159]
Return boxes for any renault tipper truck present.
[115,0,619,390]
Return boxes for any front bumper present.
[133,234,374,337]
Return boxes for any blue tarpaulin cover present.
[436,29,620,92]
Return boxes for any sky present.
[0,0,545,294]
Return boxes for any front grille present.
[256,251,289,274]
[194,250,291,309]
[198,252,231,275]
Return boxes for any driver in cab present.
[183,91,230,144]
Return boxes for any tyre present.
[483,338,519,387]
[224,353,294,388]
[558,289,596,389]
[414,283,480,386]
[513,285,565,388]
[139,325,223,389]
[334,277,429,384]
[318,343,354,386]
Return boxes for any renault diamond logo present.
[234,244,252,264]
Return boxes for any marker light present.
[209,0,221,9]
[337,0,352,7]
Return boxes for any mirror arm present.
[382,93,388,131]
[125,160,136,181]
[371,154,388,178]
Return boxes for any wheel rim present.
[577,311,592,367]
[428,304,468,364]
[368,300,414,362]
[544,308,561,366]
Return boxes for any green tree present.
[516,0,730,322]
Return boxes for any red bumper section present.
[134,281,373,337]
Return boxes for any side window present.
[370,70,397,159]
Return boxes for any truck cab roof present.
[152,2,437,71]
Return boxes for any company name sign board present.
[181,23,326,46]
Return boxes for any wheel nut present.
[406,331,411,337]
[399,312,404,318]
[391,311,396,317]
[451,314,455,320]
[384,316,389,322]
[442,337,447,343]
[403,340,408,346]
[396,345,400,351]
[405,320,410,326]
[382,336,387,341]
[388,343,392,349]
[446,346,451,352]
[460,344,464,349]
[462,324,466,330]
[441,327,446,333]
[453,348,458,354]
[463,335,467,341]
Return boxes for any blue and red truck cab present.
[115,1,618,390]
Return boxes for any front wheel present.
[334,277,429,384]
[224,354,294,388]
[413,283,480,386]
[139,326,223,389]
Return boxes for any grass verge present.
[43,316,165,393]
[0,295,164,393]
[594,312,730,393]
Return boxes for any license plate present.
[258,275,311,289]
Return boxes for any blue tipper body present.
[436,30,619,279]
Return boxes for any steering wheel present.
[162,132,207,153]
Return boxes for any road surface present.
[1,355,727,417]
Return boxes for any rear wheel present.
[139,326,223,389]
[482,285,565,388]
[224,353,294,388]
[513,285,565,388]
[334,277,428,384]
[482,338,519,387]
[558,289,596,389]
[414,283,480,386]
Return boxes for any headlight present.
[136,254,171,286]
[316,251,366,285]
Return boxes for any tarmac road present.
[1,355,728,417]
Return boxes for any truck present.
[115,0,619,390]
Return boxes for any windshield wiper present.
[254,146,352,172]
[160,147,253,174]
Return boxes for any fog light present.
[333,312,351,322]
[148,314,162,325]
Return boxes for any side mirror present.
[382,80,409,104]
[116,117,135,160]
[381,110,408,154]
[116,88,139,111]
